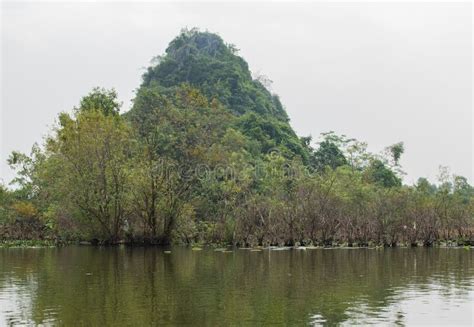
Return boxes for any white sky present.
[1,1,472,185]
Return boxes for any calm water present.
[0,247,473,326]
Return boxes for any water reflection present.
[0,247,473,325]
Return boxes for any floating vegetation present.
[270,247,291,251]
[0,240,57,248]
[305,246,321,250]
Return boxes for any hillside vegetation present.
[1,29,473,246]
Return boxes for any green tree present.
[311,134,348,172]
[365,159,401,188]
[46,100,132,242]
[78,87,121,116]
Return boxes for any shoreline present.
[1,239,472,249]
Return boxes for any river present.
[1,246,473,326]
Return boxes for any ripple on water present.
[339,280,474,326]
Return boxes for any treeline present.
[1,29,473,246]
[1,86,473,246]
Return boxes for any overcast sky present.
[1,1,472,185]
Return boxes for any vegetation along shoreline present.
[1,29,473,248]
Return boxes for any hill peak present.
[141,28,288,120]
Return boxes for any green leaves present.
[311,140,347,172]
[365,159,402,188]
[77,87,121,116]
[140,29,297,150]
[44,106,134,241]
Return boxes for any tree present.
[365,160,401,188]
[77,87,121,116]
[311,133,348,172]
[386,142,404,166]
[7,144,46,198]
[46,101,132,242]
[128,85,239,244]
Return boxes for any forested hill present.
[2,28,473,247]
[142,29,287,120]
[129,29,309,162]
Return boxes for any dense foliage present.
[140,28,309,163]
[142,29,287,120]
[1,29,473,246]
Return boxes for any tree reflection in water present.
[0,247,472,326]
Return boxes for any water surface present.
[1,247,473,326]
